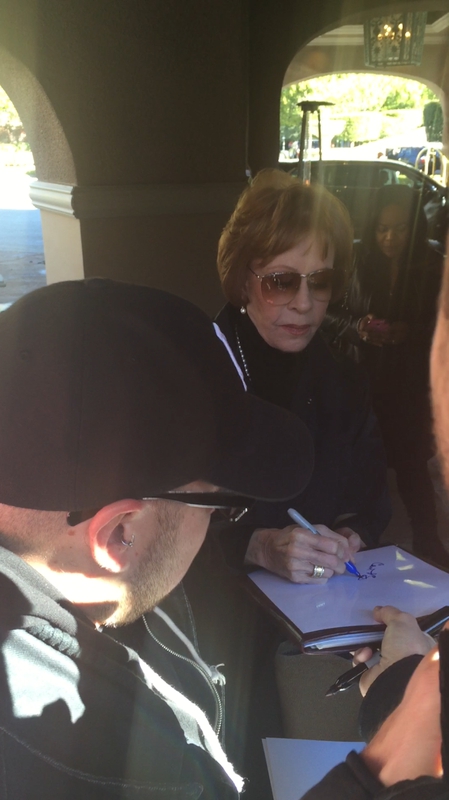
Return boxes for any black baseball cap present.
[0,279,313,511]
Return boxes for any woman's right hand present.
[244,524,355,583]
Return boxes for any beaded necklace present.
[234,325,251,384]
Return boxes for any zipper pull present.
[210,664,226,686]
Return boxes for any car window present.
[393,166,417,189]
[315,163,406,188]
[301,159,447,246]
[376,168,395,186]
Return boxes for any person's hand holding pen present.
[288,509,362,578]
[353,606,436,696]
[360,617,449,787]
[325,611,448,787]
[244,510,363,584]
[361,633,443,785]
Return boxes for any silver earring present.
[121,532,135,548]
[240,306,247,315]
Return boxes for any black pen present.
[325,652,380,696]
[325,605,449,696]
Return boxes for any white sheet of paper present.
[250,546,449,643]
[263,738,364,800]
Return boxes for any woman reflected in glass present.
[324,184,446,566]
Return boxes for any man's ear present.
[87,499,144,573]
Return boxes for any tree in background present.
[280,74,438,148]
[0,87,26,144]
[423,101,443,142]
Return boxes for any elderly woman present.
[214,169,390,583]
[180,171,391,798]
[324,184,446,567]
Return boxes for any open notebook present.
[263,738,364,800]
[249,545,449,651]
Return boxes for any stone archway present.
[282,6,449,157]
[248,1,449,172]
[284,10,448,91]
[0,45,84,284]
[0,46,75,184]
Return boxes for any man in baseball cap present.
[0,278,313,798]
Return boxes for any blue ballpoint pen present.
[287,507,361,577]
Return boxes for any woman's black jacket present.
[214,304,391,567]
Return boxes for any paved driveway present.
[0,168,46,306]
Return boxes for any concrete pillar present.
[30,180,246,311]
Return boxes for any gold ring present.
[312,565,325,578]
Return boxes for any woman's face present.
[375,204,410,262]
[245,236,334,353]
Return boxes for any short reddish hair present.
[217,168,353,306]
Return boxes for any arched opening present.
[0,83,45,306]
[247,1,449,174]
[0,46,83,287]
[277,9,449,552]
[280,73,443,167]
[281,7,449,164]
[0,46,76,184]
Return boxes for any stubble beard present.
[105,501,184,627]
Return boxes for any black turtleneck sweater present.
[229,305,306,409]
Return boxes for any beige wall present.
[0,0,447,313]
[80,211,229,310]
[285,43,446,96]
[0,0,249,314]
[0,0,248,185]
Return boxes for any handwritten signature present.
[357,562,385,580]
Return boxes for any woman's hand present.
[244,524,360,583]
[334,526,364,555]
[361,622,444,785]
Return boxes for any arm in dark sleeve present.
[303,656,446,799]
[303,656,445,799]
[359,655,424,741]
[211,368,391,565]
[302,751,383,799]
[302,750,446,800]
[408,254,443,347]
[208,522,257,574]
[335,367,391,545]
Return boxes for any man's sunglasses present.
[66,492,253,527]
[249,266,335,305]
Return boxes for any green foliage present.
[0,87,21,127]
[0,86,26,147]
[280,73,439,145]
[382,83,435,110]
[423,101,443,141]
[339,113,383,144]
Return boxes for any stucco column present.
[30,180,247,312]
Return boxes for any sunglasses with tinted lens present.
[66,492,253,527]
[249,267,335,305]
